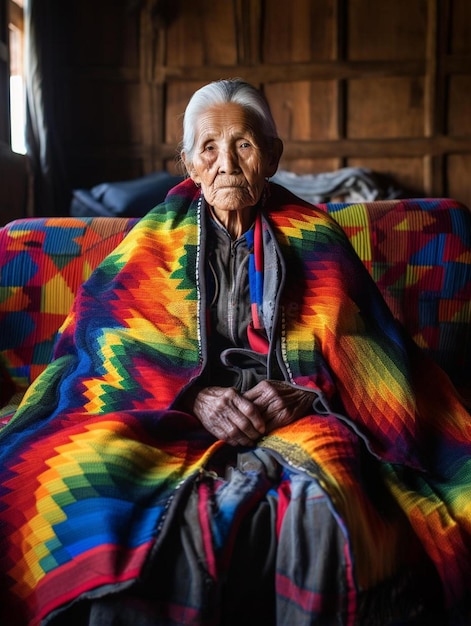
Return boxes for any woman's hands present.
[190,386,265,446]
[183,381,315,446]
[244,380,316,432]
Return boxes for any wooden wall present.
[63,0,471,208]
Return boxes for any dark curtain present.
[24,0,71,216]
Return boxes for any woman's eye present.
[239,142,251,149]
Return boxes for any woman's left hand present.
[243,380,315,433]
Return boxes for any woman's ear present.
[265,138,283,177]
[181,152,200,184]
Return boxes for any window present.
[8,0,25,153]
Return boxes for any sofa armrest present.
[321,198,471,389]
[0,216,139,388]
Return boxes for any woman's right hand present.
[187,386,266,446]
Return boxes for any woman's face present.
[184,102,282,217]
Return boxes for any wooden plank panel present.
[278,158,343,175]
[448,0,471,54]
[447,75,471,136]
[348,156,425,196]
[423,0,439,137]
[165,80,207,147]
[278,136,471,159]
[348,0,428,61]
[140,4,159,173]
[233,0,263,64]
[447,154,471,207]
[265,80,339,142]
[347,77,425,139]
[165,1,237,66]
[423,154,444,197]
[165,157,185,176]
[158,60,426,83]
[263,0,337,62]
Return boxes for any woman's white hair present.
[181,79,279,164]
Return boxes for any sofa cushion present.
[70,171,184,218]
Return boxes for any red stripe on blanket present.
[33,541,153,626]
[198,480,217,579]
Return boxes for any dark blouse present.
[203,214,269,392]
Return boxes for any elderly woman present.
[0,79,470,626]
[178,81,316,445]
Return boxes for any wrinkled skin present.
[188,382,316,447]
[182,102,282,239]
[181,102,314,445]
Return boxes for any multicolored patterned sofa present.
[1,197,470,422]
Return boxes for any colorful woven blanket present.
[0,179,470,624]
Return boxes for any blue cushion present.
[71,171,184,217]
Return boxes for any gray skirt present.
[46,450,445,626]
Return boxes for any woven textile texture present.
[0,181,470,624]
[0,216,139,390]
[1,198,470,395]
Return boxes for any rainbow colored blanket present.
[1,179,470,624]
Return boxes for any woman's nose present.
[218,149,240,174]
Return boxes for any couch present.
[1,197,471,423]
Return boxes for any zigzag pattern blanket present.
[0,179,470,624]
